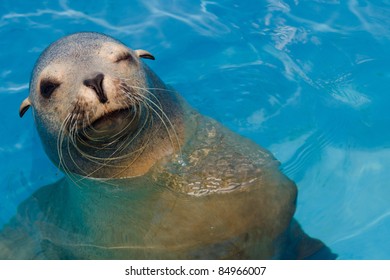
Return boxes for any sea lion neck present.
[64,174,160,202]
[42,174,172,249]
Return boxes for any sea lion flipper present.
[285,219,337,260]
[19,98,31,118]
[0,220,40,259]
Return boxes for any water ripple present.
[331,211,390,246]
[281,130,335,179]
[141,0,230,36]
[348,0,390,40]
[0,83,29,94]
[264,45,315,86]
[1,0,230,37]
[1,8,151,35]
[240,86,301,131]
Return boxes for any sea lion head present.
[19,32,181,179]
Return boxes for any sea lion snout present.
[83,73,107,104]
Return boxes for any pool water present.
[1,0,389,259]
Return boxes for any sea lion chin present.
[0,32,336,260]
[83,108,138,136]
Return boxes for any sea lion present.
[0,32,334,259]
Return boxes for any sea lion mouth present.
[79,107,139,141]
[90,108,131,131]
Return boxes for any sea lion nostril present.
[83,73,107,104]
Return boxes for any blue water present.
[1,0,389,259]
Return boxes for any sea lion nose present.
[83,73,108,104]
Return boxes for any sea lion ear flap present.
[135,49,155,60]
[19,97,31,118]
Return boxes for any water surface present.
[0,0,389,259]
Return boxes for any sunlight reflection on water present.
[0,0,389,259]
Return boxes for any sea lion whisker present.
[82,114,108,143]
[56,114,72,176]
[108,102,156,178]
[79,114,123,149]
[130,87,182,159]
[70,131,118,166]
[61,118,91,187]
[106,103,148,159]
[64,103,151,179]
[89,103,149,162]
[127,94,174,157]
[119,78,177,94]
[66,115,99,182]
[70,104,136,161]
[105,104,151,165]
[59,115,82,182]
[68,116,111,170]
[69,128,118,179]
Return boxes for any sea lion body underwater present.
[0,32,335,259]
